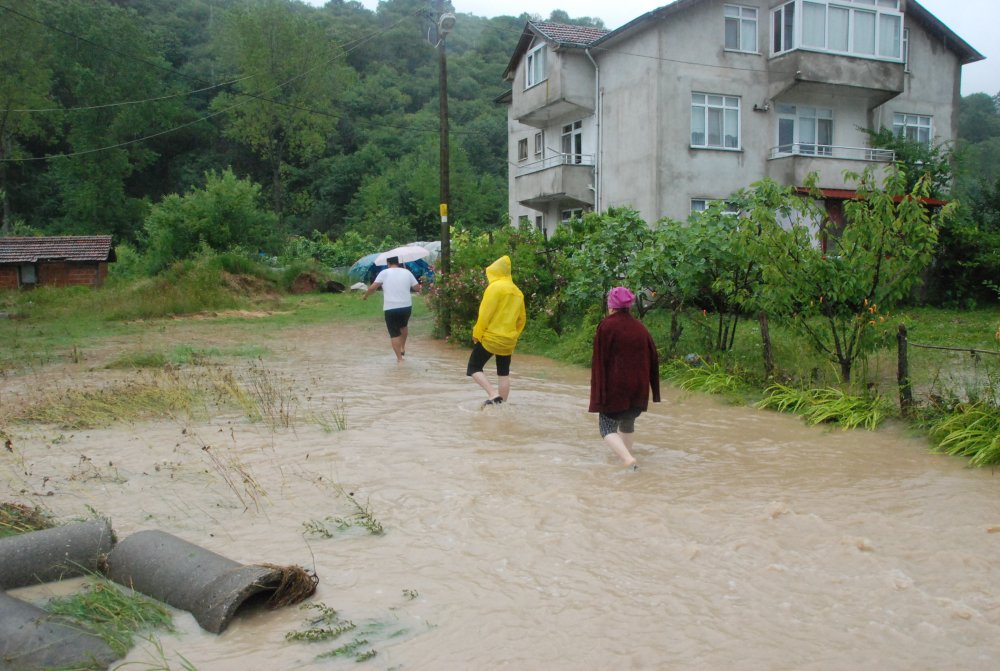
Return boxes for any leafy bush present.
[143,168,280,272]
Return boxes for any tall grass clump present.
[926,402,1000,466]
[757,383,889,430]
[662,358,749,397]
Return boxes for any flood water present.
[5,308,1000,670]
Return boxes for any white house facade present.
[501,0,983,238]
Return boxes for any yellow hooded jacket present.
[472,255,526,356]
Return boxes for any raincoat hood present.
[485,255,512,284]
[472,255,525,356]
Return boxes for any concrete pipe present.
[0,590,119,671]
[105,530,295,634]
[0,518,115,591]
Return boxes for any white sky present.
[328,0,997,96]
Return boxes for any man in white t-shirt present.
[362,256,421,362]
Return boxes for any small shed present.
[0,236,116,289]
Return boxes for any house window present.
[893,113,932,145]
[724,5,757,52]
[517,138,528,162]
[18,263,37,286]
[776,104,833,155]
[561,208,584,223]
[691,93,741,150]
[691,199,740,215]
[534,131,543,157]
[772,0,901,60]
[561,120,583,163]
[526,43,546,88]
[518,215,530,228]
[535,215,544,232]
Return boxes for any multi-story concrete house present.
[501,0,983,237]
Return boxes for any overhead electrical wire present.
[0,2,475,162]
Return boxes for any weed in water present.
[402,589,418,601]
[308,399,348,432]
[45,578,174,656]
[0,501,54,537]
[105,351,169,370]
[286,603,356,642]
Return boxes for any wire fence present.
[896,325,1000,415]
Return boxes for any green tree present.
[0,0,55,233]
[144,168,278,271]
[211,0,354,223]
[751,169,954,383]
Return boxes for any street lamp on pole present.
[436,7,455,334]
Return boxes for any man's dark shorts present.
[384,306,412,338]
[466,342,511,377]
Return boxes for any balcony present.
[768,50,905,109]
[511,58,596,128]
[766,144,895,186]
[515,153,595,209]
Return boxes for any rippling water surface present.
[6,311,1000,670]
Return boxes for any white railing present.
[516,153,594,177]
[768,144,895,162]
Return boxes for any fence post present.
[897,323,913,417]
[758,311,774,380]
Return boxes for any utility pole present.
[436,2,455,335]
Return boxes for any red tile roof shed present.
[0,236,115,264]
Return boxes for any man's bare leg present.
[398,326,408,357]
[390,335,405,363]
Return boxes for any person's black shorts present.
[599,408,642,437]
[384,307,412,338]
[466,341,511,377]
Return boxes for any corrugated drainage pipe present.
[0,590,120,671]
[105,529,312,634]
[0,518,115,590]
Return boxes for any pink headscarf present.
[607,286,635,309]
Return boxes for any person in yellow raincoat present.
[467,255,526,407]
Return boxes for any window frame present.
[533,131,544,158]
[775,103,834,156]
[691,93,742,151]
[525,43,547,89]
[771,0,902,61]
[724,4,758,53]
[561,120,584,163]
[517,138,528,162]
[893,112,932,145]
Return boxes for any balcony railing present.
[516,153,594,177]
[768,144,895,162]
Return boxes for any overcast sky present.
[327,0,996,96]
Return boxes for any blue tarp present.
[349,254,434,285]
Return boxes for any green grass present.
[757,383,891,430]
[44,578,174,656]
[926,402,1000,466]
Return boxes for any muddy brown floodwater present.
[4,310,1000,671]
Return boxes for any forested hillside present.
[0,0,580,244]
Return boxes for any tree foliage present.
[750,169,954,382]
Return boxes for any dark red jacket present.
[589,311,661,414]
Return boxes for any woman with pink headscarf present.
[589,287,661,470]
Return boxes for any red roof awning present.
[795,187,948,207]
